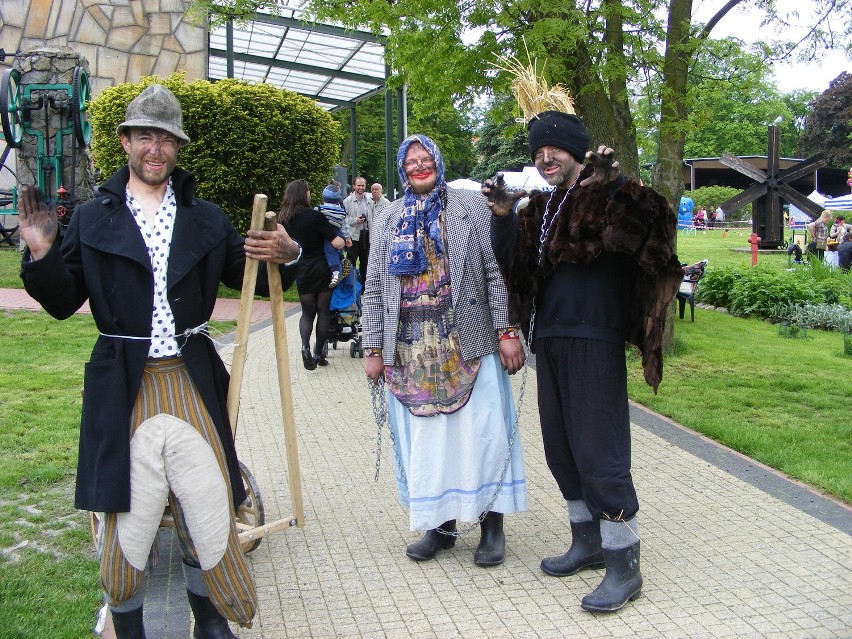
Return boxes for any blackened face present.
[533,146,582,188]
[122,128,179,188]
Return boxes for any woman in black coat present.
[279,179,345,369]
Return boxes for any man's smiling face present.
[534,145,582,188]
[122,128,179,187]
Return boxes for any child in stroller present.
[318,183,351,288]
[324,262,363,358]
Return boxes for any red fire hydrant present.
[748,232,761,266]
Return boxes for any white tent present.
[807,190,826,206]
[822,194,852,210]
[447,167,551,192]
[447,178,483,191]
[500,166,550,191]
[787,190,824,223]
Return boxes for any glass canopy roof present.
[207,6,388,112]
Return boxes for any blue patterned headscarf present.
[387,134,447,276]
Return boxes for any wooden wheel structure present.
[89,196,305,557]
[718,125,827,249]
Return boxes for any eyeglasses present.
[403,158,436,171]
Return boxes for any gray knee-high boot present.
[580,517,642,613]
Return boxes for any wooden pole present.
[263,212,305,527]
[226,194,268,436]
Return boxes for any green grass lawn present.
[674,227,792,269]
[0,312,101,638]
[0,247,23,288]
[627,308,850,502]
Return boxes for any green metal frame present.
[209,13,402,195]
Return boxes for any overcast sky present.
[693,0,850,94]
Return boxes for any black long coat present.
[21,165,295,512]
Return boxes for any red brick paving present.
[0,287,291,323]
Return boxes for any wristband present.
[497,327,520,341]
[364,348,382,357]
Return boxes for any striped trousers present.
[97,357,257,626]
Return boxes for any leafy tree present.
[797,72,852,169]
[333,95,387,186]
[665,38,811,159]
[88,74,340,234]
[334,91,477,189]
[470,95,530,182]
[188,0,851,212]
[688,186,749,221]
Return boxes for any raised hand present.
[18,185,59,260]
[482,173,527,217]
[580,145,620,187]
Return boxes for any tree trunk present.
[544,11,640,179]
[652,0,695,353]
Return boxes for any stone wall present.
[0,0,206,207]
[0,0,207,96]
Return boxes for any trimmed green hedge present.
[88,73,340,234]
[696,263,852,319]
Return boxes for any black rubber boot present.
[473,511,505,567]
[405,520,457,561]
[187,591,238,639]
[540,520,605,576]
[580,542,643,613]
[110,606,146,639]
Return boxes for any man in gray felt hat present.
[18,83,301,638]
[484,104,682,614]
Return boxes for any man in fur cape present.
[484,98,682,613]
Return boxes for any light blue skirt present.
[387,353,527,530]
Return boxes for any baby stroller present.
[325,260,363,358]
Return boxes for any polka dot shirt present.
[126,181,178,358]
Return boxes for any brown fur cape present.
[506,168,683,392]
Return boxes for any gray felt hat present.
[116,84,190,146]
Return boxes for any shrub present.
[769,302,852,333]
[693,265,739,308]
[88,73,340,234]
[697,264,851,319]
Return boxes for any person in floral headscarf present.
[361,134,527,567]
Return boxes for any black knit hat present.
[528,111,589,162]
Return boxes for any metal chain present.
[371,355,530,538]
[370,376,407,485]
[528,181,575,342]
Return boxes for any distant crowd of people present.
[677,197,725,229]
[788,212,852,270]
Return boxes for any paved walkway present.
[5,291,851,637]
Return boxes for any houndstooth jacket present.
[361,187,511,365]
